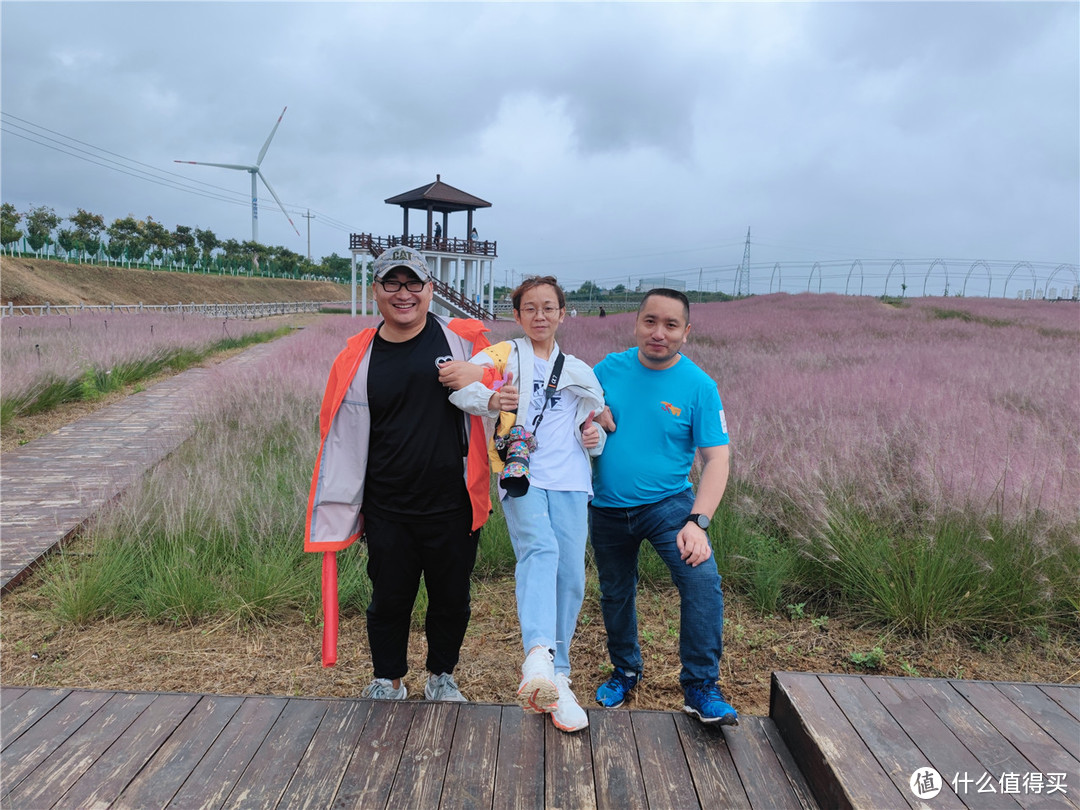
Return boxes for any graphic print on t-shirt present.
[529,376,562,426]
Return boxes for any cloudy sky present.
[2,1,1077,297]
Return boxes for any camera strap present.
[531,351,565,432]
[492,345,564,460]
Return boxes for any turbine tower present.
[175,107,300,243]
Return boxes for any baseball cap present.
[372,245,431,282]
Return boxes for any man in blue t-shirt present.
[590,288,737,725]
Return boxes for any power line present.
[1,112,367,238]
[2,113,251,201]
[1,125,248,209]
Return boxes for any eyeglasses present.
[519,305,561,317]
[378,278,426,292]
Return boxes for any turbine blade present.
[258,170,300,237]
[174,160,256,171]
[256,106,287,167]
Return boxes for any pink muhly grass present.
[685,294,1078,532]
[544,295,1078,532]
[1,312,273,403]
[102,315,382,542]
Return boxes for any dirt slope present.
[1,257,352,307]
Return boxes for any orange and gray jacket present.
[305,315,494,665]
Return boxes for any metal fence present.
[0,301,353,319]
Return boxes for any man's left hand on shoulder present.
[677,522,712,567]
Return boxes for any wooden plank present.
[1037,685,1080,722]
[896,679,1050,810]
[0,689,109,798]
[715,715,802,810]
[949,681,1080,780]
[52,693,199,810]
[631,711,698,810]
[588,710,648,810]
[0,687,69,751]
[546,712,596,810]
[866,677,1020,810]
[0,686,28,707]
[386,701,458,809]
[277,699,372,810]
[223,697,330,809]
[333,699,416,809]
[995,683,1080,754]
[440,702,502,810]
[822,675,966,809]
[167,695,286,810]
[112,695,245,810]
[492,706,545,810]
[3,691,155,809]
[770,672,910,810]
[757,717,824,810]
[673,712,752,809]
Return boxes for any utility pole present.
[737,226,751,297]
[302,210,315,261]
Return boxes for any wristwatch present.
[687,513,709,530]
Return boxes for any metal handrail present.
[0,301,351,319]
[430,277,490,320]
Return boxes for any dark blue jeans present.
[589,489,725,687]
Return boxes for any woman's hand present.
[487,371,519,412]
[581,410,600,449]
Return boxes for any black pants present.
[364,509,480,680]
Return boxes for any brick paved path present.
[0,342,285,592]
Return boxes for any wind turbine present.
[175,107,300,243]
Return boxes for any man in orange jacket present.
[306,245,493,702]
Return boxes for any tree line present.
[0,203,354,282]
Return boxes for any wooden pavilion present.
[349,176,497,319]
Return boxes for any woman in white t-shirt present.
[449,276,604,733]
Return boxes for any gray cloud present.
[2,1,1076,295]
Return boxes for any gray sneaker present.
[425,672,467,702]
[362,678,407,700]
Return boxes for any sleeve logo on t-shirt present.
[719,407,728,433]
[660,401,682,417]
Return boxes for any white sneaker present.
[516,647,558,714]
[362,678,407,700]
[552,673,589,732]
[425,672,466,702]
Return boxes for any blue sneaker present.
[683,681,739,725]
[595,667,640,708]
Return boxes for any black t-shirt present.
[364,314,469,521]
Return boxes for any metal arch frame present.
[844,259,864,296]
[807,262,822,293]
[1044,264,1079,299]
[1002,262,1036,299]
[923,259,948,297]
[962,260,993,297]
[884,260,906,297]
[769,262,782,294]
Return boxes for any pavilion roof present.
[384,175,492,213]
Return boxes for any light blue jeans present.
[502,488,588,676]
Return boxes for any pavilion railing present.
[350,233,497,258]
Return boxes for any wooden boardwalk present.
[0,685,816,810]
[0,339,287,592]
[1,675,1076,809]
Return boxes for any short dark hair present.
[512,275,566,311]
[639,288,690,323]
